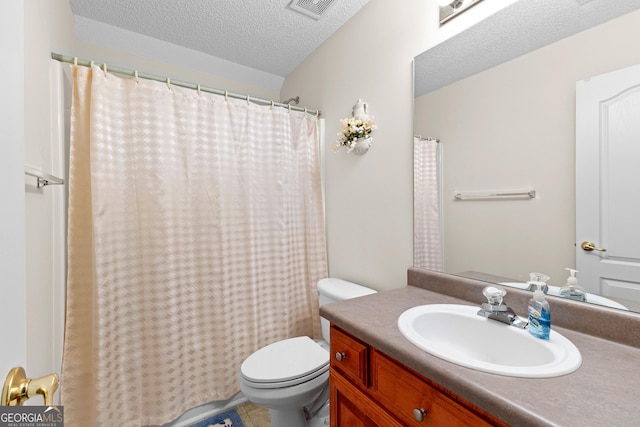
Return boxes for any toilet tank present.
[318,278,377,343]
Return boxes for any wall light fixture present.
[439,0,484,24]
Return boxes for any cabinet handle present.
[413,408,428,422]
[335,352,346,362]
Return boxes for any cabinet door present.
[371,351,507,427]
[330,371,403,427]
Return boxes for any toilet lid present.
[241,336,329,384]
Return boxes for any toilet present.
[238,278,376,427]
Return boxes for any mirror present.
[413,0,640,312]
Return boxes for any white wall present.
[281,0,431,291]
[415,9,640,284]
[72,15,284,95]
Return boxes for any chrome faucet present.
[477,286,528,329]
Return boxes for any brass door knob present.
[581,241,607,252]
[2,367,59,406]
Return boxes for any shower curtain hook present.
[134,70,139,84]
[288,104,291,113]
[166,77,172,91]
[90,60,95,69]
[196,84,201,96]
[246,94,251,105]
[73,57,78,66]
[304,108,307,114]
[224,90,228,101]
[270,100,274,109]
[102,63,108,77]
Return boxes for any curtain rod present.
[51,53,321,117]
[415,135,439,142]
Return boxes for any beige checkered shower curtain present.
[62,65,327,426]
[414,136,442,271]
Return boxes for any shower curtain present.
[414,137,443,271]
[62,65,327,426]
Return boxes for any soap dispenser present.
[526,272,550,294]
[528,284,551,340]
[559,268,586,302]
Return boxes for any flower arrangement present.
[333,116,376,153]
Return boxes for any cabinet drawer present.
[371,350,506,427]
[330,326,369,387]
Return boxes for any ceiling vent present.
[288,0,337,20]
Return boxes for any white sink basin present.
[397,304,582,378]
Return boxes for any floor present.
[235,402,271,427]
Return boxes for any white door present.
[1,2,65,406]
[1,0,27,382]
[576,63,640,303]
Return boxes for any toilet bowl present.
[238,278,376,427]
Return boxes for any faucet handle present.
[482,286,506,305]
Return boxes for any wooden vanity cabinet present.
[329,325,509,427]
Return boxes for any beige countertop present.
[320,273,640,427]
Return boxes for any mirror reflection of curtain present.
[62,65,327,426]
[414,137,442,271]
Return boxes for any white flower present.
[334,113,375,153]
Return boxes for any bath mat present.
[188,409,244,427]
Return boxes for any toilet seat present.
[240,336,329,389]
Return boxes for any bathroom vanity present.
[321,268,640,426]
[330,325,507,426]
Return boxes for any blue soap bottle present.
[528,285,551,340]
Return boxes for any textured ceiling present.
[70,0,370,78]
[415,0,640,96]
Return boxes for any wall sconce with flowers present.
[333,99,376,155]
